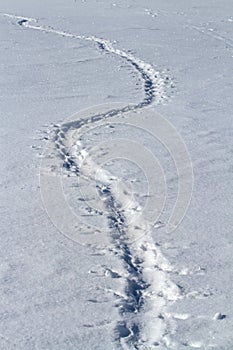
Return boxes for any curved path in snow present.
[2,13,184,350]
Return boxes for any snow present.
[1,0,233,349]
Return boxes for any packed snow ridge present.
[2,13,171,106]
[1,13,197,349]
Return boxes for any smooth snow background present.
[1,0,233,349]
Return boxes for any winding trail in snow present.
[2,13,181,349]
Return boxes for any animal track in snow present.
[1,12,195,349]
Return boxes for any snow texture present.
[0,1,233,349]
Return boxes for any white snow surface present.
[0,0,233,349]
